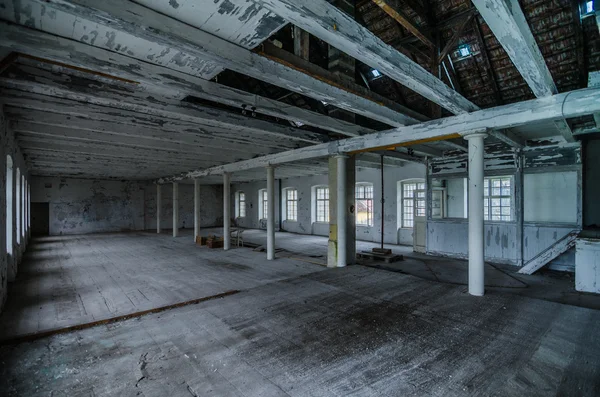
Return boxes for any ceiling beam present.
[251,0,478,114]
[3,35,374,138]
[472,0,574,143]
[158,87,600,182]
[0,1,421,128]
[0,75,327,145]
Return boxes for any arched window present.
[5,156,13,255]
[355,183,374,226]
[15,168,20,244]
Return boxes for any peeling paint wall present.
[0,105,30,313]
[30,178,224,235]
[232,162,425,245]
[31,177,146,235]
[427,144,582,267]
[144,183,223,230]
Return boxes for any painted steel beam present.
[251,0,478,114]
[0,1,422,127]
[472,0,574,143]
[158,87,600,182]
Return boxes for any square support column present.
[327,155,356,267]
[172,182,179,238]
[465,132,487,296]
[194,179,201,242]
[156,184,162,234]
[266,166,275,260]
[223,172,231,251]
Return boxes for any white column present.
[266,166,275,260]
[156,184,162,234]
[223,172,231,250]
[172,182,179,238]
[465,132,487,296]
[336,155,347,268]
[194,179,201,242]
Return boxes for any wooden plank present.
[158,87,600,182]
[252,0,478,114]
[371,0,434,48]
[518,231,579,275]
[0,1,421,128]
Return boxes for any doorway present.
[31,203,50,236]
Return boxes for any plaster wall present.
[31,177,146,235]
[30,179,224,236]
[144,183,223,231]
[231,161,425,245]
[0,105,30,311]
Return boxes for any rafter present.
[371,0,434,48]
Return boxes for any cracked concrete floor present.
[1,234,600,396]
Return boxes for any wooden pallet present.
[357,250,403,263]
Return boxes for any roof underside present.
[0,0,598,182]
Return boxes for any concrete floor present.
[1,230,600,396]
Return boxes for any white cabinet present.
[576,239,600,294]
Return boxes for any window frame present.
[355,183,374,227]
[483,175,513,222]
[258,189,268,220]
[401,180,426,228]
[284,188,298,221]
[235,191,246,218]
[315,186,329,223]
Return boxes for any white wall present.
[231,161,425,245]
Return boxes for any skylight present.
[458,45,471,58]
[586,1,594,14]
[371,69,382,78]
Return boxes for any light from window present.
[286,189,298,221]
[262,190,268,220]
[355,184,373,226]
[458,44,471,57]
[316,187,329,222]
[402,181,425,228]
[371,69,381,78]
[236,191,246,218]
[586,1,594,14]
[484,176,512,221]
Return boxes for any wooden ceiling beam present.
[472,0,575,143]
[159,87,600,182]
[251,0,478,114]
